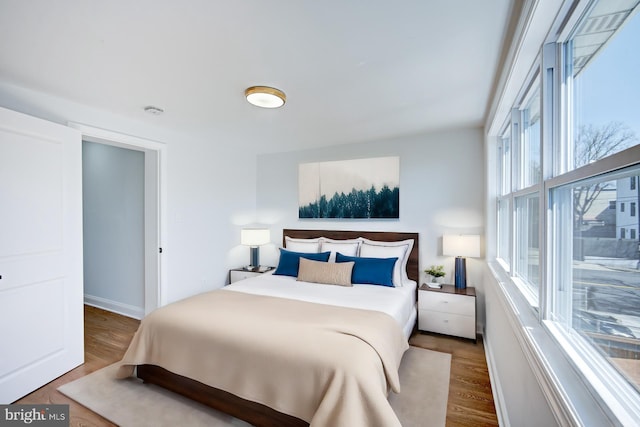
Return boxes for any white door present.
[0,107,84,403]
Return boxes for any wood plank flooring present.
[16,305,139,427]
[410,332,499,426]
[16,305,498,426]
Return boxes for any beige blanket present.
[117,289,409,427]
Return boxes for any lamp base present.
[454,257,467,289]
[249,246,260,269]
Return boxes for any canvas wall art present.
[298,156,399,219]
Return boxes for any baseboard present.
[84,294,144,320]
[482,328,510,427]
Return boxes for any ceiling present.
[0,0,515,153]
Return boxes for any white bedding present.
[223,272,417,339]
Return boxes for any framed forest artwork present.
[298,156,399,219]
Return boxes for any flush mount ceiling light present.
[245,86,286,108]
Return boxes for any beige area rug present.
[58,346,451,427]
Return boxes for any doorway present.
[71,123,165,316]
[83,141,145,318]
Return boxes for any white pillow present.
[284,236,321,253]
[359,238,414,287]
[320,238,362,262]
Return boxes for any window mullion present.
[511,108,522,191]
[540,41,560,319]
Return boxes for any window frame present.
[492,0,640,423]
[497,119,514,271]
[500,71,545,307]
[513,190,541,306]
[545,155,640,423]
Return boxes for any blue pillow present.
[274,248,331,277]
[335,253,398,287]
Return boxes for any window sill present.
[487,261,622,426]
[511,275,539,309]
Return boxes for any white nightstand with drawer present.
[228,266,274,284]
[418,284,476,341]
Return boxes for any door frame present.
[70,122,166,315]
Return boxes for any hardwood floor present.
[16,305,498,426]
[410,332,499,426]
[16,305,139,427]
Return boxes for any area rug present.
[59,346,451,427]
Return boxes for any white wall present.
[482,266,558,427]
[0,82,256,305]
[483,117,560,426]
[255,127,488,327]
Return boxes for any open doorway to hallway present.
[72,122,165,319]
[82,140,145,318]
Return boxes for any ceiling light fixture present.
[245,86,286,109]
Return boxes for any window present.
[523,90,541,186]
[550,169,640,396]
[568,2,640,171]
[502,79,542,301]
[517,86,541,189]
[493,0,640,421]
[514,193,540,300]
[497,125,512,270]
[497,198,511,268]
[498,130,511,196]
[551,0,640,418]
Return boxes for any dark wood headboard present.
[282,229,420,284]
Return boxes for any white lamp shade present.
[442,234,481,258]
[241,228,270,246]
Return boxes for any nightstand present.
[228,266,274,284]
[418,284,476,341]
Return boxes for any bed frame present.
[282,229,419,283]
[137,229,419,427]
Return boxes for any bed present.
[117,229,419,427]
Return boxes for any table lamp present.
[442,234,481,289]
[241,228,270,270]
